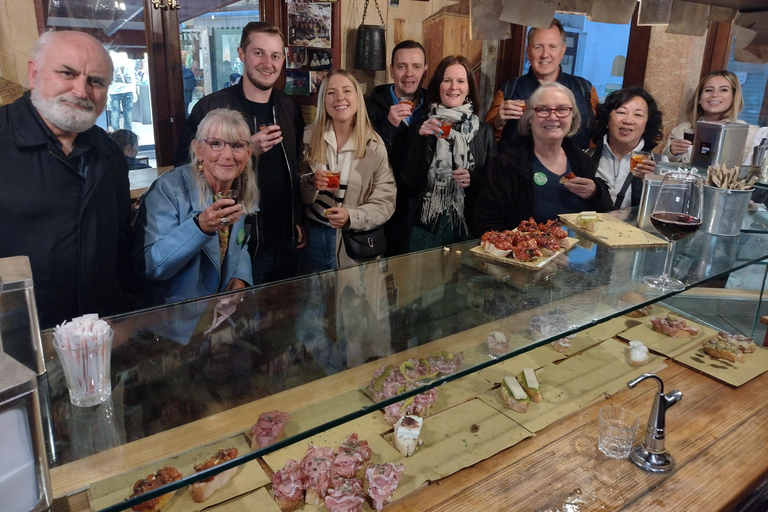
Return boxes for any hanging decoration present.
[354,0,387,71]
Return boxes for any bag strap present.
[613,172,634,209]
[362,0,385,27]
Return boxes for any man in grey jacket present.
[175,22,306,285]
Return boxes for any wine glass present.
[643,171,703,291]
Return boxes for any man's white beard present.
[30,88,99,134]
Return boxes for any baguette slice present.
[129,467,183,512]
[703,337,746,363]
[499,376,529,413]
[516,368,541,403]
[189,447,238,503]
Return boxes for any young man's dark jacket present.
[0,92,137,329]
[366,84,428,255]
[474,135,611,234]
[174,81,305,258]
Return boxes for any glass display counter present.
[40,211,768,511]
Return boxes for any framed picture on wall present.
[287,2,331,48]
[308,49,331,70]
[286,47,308,69]
[285,70,311,96]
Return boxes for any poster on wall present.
[287,2,332,48]
[308,49,332,70]
[285,70,311,96]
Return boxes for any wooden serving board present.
[469,237,578,269]
[559,212,667,248]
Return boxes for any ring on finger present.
[221,216,230,226]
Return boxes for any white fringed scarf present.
[419,103,479,235]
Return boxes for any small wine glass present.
[643,171,703,291]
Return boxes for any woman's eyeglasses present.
[533,106,573,118]
[204,138,251,154]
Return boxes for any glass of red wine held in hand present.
[644,171,703,291]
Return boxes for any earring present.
[197,162,204,177]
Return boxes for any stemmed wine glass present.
[643,171,703,291]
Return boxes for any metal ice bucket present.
[700,184,753,236]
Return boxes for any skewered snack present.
[394,415,423,457]
[272,459,306,512]
[702,332,757,363]
[128,467,183,512]
[365,463,404,511]
[251,410,290,449]
[650,314,698,338]
[706,164,758,190]
[516,368,541,402]
[499,376,529,413]
[189,448,238,503]
[486,331,509,357]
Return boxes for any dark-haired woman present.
[403,55,496,251]
[589,86,664,209]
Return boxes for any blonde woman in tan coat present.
[299,69,396,272]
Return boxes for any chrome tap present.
[626,373,683,472]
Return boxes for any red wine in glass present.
[650,212,701,241]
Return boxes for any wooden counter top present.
[386,361,768,512]
[129,166,173,200]
[53,358,768,512]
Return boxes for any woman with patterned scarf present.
[403,55,497,251]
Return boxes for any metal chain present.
[361,0,385,28]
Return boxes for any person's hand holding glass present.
[644,171,703,291]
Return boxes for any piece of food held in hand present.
[128,467,183,512]
[189,447,238,503]
[486,330,509,357]
[516,368,541,402]
[628,340,649,367]
[650,314,698,338]
[702,331,757,363]
[499,376,530,413]
[577,211,599,232]
[480,218,568,262]
[559,171,577,184]
[394,415,423,457]
[365,463,404,511]
[251,410,291,449]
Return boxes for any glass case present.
[40,211,768,511]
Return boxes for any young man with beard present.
[366,40,428,256]
[175,22,306,285]
[0,31,136,329]
[485,19,598,150]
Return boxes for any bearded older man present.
[0,30,138,329]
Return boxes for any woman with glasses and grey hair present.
[134,108,259,305]
[474,82,611,234]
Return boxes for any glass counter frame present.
[39,210,768,511]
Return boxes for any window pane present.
[728,37,768,127]
[179,0,260,117]
[46,0,156,167]
[524,13,632,102]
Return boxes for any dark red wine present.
[651,212,701,241]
